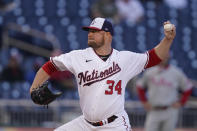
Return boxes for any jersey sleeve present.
[125,51,148,78]
[50,52,74,73]
[144,49,162,69]
[177,70,193,91]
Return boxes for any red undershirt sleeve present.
[42,61,58,76]
[145,49,162,69]
[137,85,147,103]
[180,89,192,106]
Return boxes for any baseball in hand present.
[164,24,173,31]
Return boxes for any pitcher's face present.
[88,29,105,49]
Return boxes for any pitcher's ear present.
[104,32,112,43]
[105,32,112,37]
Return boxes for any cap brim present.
[82,26,102,31]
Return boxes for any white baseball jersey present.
[137,65,192,106]
[51,47,148,122]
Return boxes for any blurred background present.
[0,0,197,131]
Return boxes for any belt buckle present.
[86,115,118,127]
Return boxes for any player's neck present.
[94,46,112,56]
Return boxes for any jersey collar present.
[92,48,113,62]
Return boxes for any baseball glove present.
[31,81,62,105]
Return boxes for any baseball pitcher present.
[30,17,176,131]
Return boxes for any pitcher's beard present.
[88,40,99,48]
[88,40,95,47]
[88,39,104,49]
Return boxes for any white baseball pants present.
[145,107,179,131]
[54,111,132,131]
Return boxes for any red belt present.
[86,115,118,126]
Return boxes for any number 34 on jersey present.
[105,80,122,95]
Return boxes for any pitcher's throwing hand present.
[164,21,176,40]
